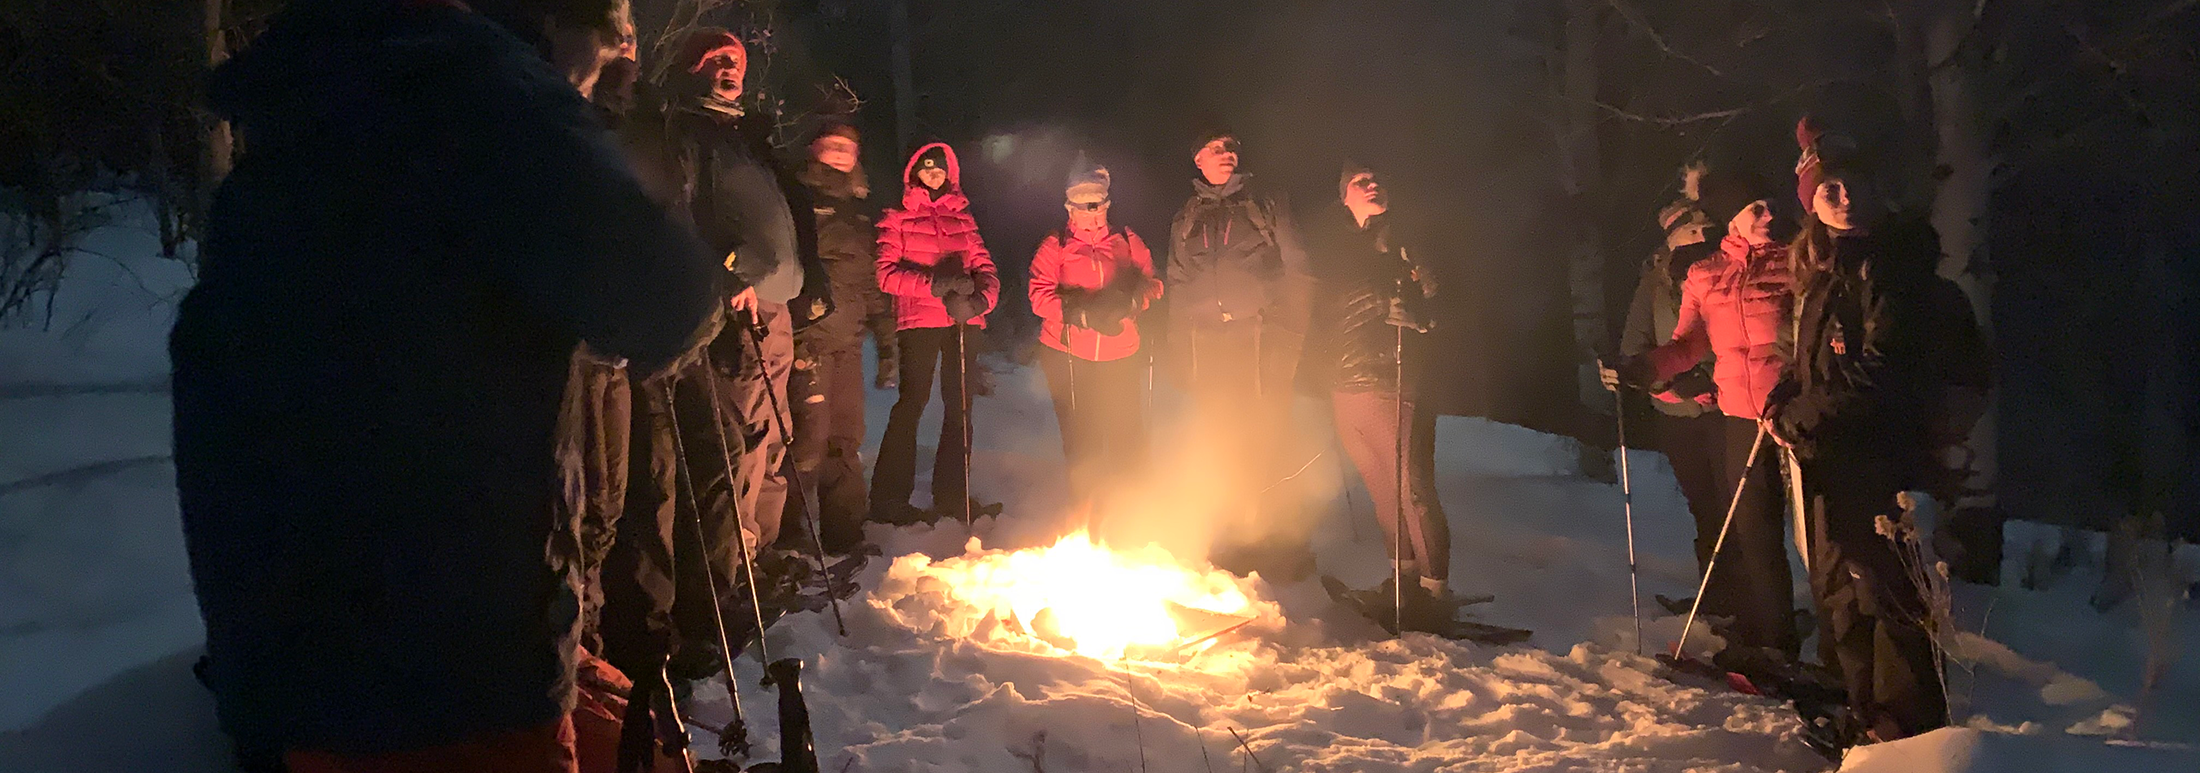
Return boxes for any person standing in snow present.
[1028,159,1164,527]
[618,25,829,677]
[1304,164,1452,629]
[1609,168,1802,660]
[872,142,1001,524]
[1766,142,1950,744]
[1611,165,1733,605]
[782,122,896,555]
[171,0,720,768]
[1165,130,1318,579]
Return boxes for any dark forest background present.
[4,0,2196,538]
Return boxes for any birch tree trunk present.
[1924,2,1997,513]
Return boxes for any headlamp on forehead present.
[1069,199,1109,212]
[1203,138,1241,155]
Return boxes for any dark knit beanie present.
[1338,160,1374,202]
[1696,169,1778,229]
[812,121,859,145]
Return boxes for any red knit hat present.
[677,28,745,74]
[1794,116,1824,210]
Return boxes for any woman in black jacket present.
[1307,165,1450,632]
[1765,150,1949,745]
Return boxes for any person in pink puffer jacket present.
[1617,168,1801,659]
[871,142,1000,524]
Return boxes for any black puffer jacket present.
[1769,217,1942,468]
[1304,207,1436,395]
[799,161,894,356]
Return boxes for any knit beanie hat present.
[1065,153,1111,205]
[909,146,950,187]
[1338,160,1374,201]
[1695,169,1776,229]
[1794,116,1861,210]
[1192,127,1239,158]
[812,121,859,145]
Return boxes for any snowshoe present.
[915,499,1004,523]
[1654,648,1852,761]
[871,501,934,526]
[1319,575,1529,644]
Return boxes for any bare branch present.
[1602,0,1725,79]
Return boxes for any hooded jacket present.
[876,142,999,329]
[170,0,718,755]
[1769,218,1942,465]
[1648,234,1794,419]
[1029,224,1162,361]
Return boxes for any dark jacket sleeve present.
[1620,255,1663,358]
[454,69,718,377]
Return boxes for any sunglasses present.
[1068,200,1110,212]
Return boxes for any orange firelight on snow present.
[886,532,1259,661]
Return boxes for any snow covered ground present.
[3,210,2195,772]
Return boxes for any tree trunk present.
[888,0,917,154]
[1924,2,1996,513]
[204,0,233,188]
[1559,0,1607,413]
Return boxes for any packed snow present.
[3,207,2196,772]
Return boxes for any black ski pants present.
[872,326,976,516]
[1802,453,1949,740]
[1701,416,1799,658]
[783,331,870,553]
[1038,346,1148,523]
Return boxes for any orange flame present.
[888,532,1257,660]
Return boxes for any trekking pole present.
[697,350,776,671]
[1392,318,1407,635]
[744,319,849,638]
[661,389,751,759]
[955,321,973,527]
[1673,421,1770,658]
[1615,397,1644,655]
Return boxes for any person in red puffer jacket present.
[1028,159,1163,526]
[872,142,1000,524]
[1616,167,1802,660]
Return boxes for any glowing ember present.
[886,532,1257,660]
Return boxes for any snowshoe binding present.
[1320,575,1530,645]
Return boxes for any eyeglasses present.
[1068,200,1110,212]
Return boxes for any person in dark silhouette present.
[172,0,719,768]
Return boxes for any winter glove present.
[931,254,977,298]
[1070,283,1133,336]
[942,290,985,325]
[874,353,899,390]
[1665,363,1715,401]
[1385,295,1433,332]
[1597,355,1657,392]
[790,292,836,334]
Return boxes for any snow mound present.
[1838,727,2198,773]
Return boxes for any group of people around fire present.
[168,0,1986,770]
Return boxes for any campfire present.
[880,532,1266,661]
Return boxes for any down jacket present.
[172,0,719,756]
[876,142,999,330]
[1028,225,1162,361]
[1648,234,1793,419]
[1304,207,1437,395]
